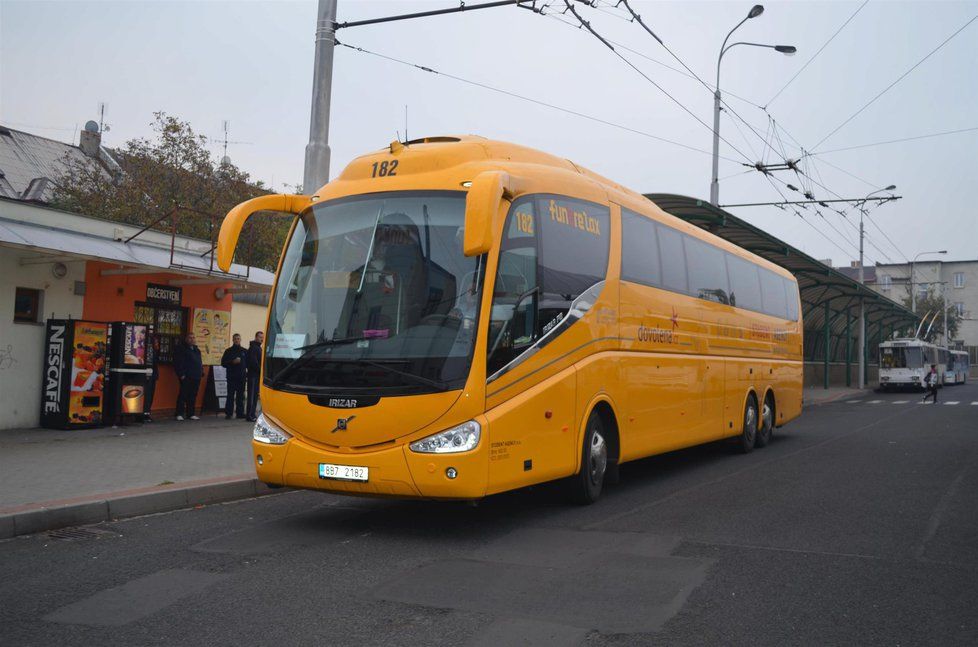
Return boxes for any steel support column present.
[824,300,830,389]
[845,307,852,387]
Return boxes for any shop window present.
[134,301,188,363]
[14,287,42,324]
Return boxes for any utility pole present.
[858,215,865,389]
[303,0,338,195]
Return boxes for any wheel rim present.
[762,401,773,432]
[745,403,757,444]
[589,428,607,486]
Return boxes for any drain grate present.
[46,527,117,541]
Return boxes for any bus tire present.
[735,394,758,454]
[756,392,774,448]
[569,410,607,505]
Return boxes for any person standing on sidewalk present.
[246,331,263,422]
[174,333,203,420]
[922,364,939,404]
[221,334,248,420]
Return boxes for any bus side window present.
[621,209,661,286]
[656,224,688,295]
[487,200,539,376]
[685,236,730,305]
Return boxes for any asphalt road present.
[3,383,977,646]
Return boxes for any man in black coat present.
[246,331,263,422]
[221,333,248,420]
[173,333,203,420]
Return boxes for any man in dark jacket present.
[221,333,248,419]
[246,331,263,422]
[174,333,204,420]
[922,364,939,403]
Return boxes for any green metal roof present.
[643,194,919,359]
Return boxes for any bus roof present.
[324,135,795,282]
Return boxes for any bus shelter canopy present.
[643,194,919,363]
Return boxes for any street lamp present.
[710,5,796,206]
[855,185,896,389]
[910,249,947,313]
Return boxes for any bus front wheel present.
[735,394,758,454]
[569,411,607,505]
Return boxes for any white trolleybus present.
[879,338,945,391]
[946,350,970,385]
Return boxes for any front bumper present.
[252,429,489,500]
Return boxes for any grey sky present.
[2,0,976,267]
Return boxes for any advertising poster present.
[123,324,147,365]
[193,308,230,365]
[68,322,108,426]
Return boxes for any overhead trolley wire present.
[334,40,741,163]
[765,0,869,108]
[811,13,978,151]
[559,0,757,165]
[812,126,978,155]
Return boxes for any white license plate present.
[318,463,369,482]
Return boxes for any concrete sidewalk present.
[802,385,868,406]
[0,414,271,538]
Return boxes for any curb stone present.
[0,478,282,540]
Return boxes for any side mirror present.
[463,171,527,257]
[217,194,313,272]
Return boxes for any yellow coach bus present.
[217,136,802,504]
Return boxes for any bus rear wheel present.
[756,393,774,448]
[569,411,607,505]
[735,394,758,454]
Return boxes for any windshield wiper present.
[357,358,451,391]
[270,335,369,387]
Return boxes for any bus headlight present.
[254,413,292,445]
[410,420,481,454]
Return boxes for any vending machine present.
[40,319,109,429]
[105,322,153,422]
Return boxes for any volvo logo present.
[331,415,356,433]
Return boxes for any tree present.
[52,112,291,271]
[901,286,960,343]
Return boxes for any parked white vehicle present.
[879,338,945,391]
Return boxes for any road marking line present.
[917,401,934,405]
[972,402,978,406]
[944,402,959,405]
[848,400,863,404]
[893,400,908,404]
[867,400,883,404]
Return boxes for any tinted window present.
[783,277,799,321]
[487,200,539,376]
[538,197,610,330]
[685,236,729,305]
[657,224,688,294]
[759,268,788,318]
[726,253,763,312]
[621,209,661,286]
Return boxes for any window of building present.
[880,274,891,291]
[917,283,929,298]
[134,302,188,363]
[953,272,965,288]
[13,287,42,324]
[620,209,661,287]
[954,302,965,317]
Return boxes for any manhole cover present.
[46,527,117,541]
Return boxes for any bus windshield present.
[265,191,483,394]
[881,346,923,369]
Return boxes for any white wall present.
[0,250,85,429]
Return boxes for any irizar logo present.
[329,398,358,408]
[331,416,356,433]
[44,324,66,413]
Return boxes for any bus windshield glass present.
[265,191,482,394]
[881,346,922,369]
